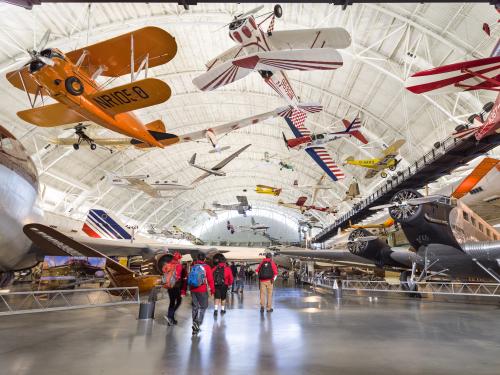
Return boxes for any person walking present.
[230,262,238,292]
[235,264,246,294]
[256,252,278,313]
[188,253,214,335]
[212,255,233,316]
[162,252,186,326]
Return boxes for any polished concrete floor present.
[1,284,500,375]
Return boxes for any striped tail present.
[278,103,323,118]
[82,209,132,240]
[342,118,368,144]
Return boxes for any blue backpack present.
[188,264,206,288]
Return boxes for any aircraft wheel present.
[90,143,97,150]
[381,171,388,178]
[274,4,283,18]
[467,114,477,124]
[65,76,84,96]
[434,142,441,149]
[73,143,79,150]
[399,270,418,292]
[389,165,396,171]
[455,124,467,132]
[483,101,494,113]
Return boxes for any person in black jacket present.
[230,262,238,292]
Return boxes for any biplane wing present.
[18,103,86,127]
[365,169,380,179]
[194,48,342,91]
[383,139,405,157]
[405,56,500,95]
[88,78,171,116]
[66,27,177,77]
[236,195,249,206]
[178,107,284,143]
[268,28,351,51]
[48,137,131,147]
[6,67,47,95]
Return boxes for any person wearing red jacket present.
[162,252,187,326]
[256,252,278,313]
[189,253,214,335]
[212,255,234,317]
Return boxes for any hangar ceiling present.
[0,2,498,236]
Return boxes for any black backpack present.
[214,266,225,286]
[258,261,274,280]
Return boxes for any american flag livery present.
[283,109,345,181]
[82,209,132,240]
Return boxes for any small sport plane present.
[189,144,251,184]
[344,139,406,179]
[277,196,337,214]
[200,203,218,218]
[48,107,282,151]
[6,27,177,148]
[282,109,345,181]
[282,117,368,150]
[255,184,282,196]
[405,53,500,141]
[213,196,252,217]
[109,175,192,198]
[227,217,270,235]
[193,4,350,112]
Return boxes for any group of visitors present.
[161,252,278,335]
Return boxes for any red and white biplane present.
[192,4,350,112]
[406,52,500,141]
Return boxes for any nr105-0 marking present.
[92,86,150,109]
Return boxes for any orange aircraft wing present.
[66,27,177,77]
[18,103,86,127]
[6,67,48,95]
[452,157,499,199]
[88,78,171,116]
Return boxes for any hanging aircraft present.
[227,218,270,235]
[109,175,192,198]
[213,196,252,217]
[255,184,282,196]
[262,152,295,171]
[200,203,218,218]
[282,111,345,181]
[189,144,251,184]
[193,4,350,111]
[344,139,406,178]
[48,107,283,151]
[282,117,368,150]
[277,196,337,214]
[405,42,500,141]
[343,180,361,201]
[6,27,177,148]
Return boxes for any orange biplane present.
[6,27,177,148]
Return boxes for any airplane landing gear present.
[380,171,388,178]
[70,123,97,151]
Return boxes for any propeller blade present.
[236,5,264,19]
[369,203,396,211]
[37,30,51,52]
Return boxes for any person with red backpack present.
[188,253,214,335]
[256,252,278,313]
[161,252,186,326]
[212,255,233,317]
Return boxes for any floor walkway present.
[1,285,500,375]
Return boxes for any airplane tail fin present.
[189,153,196,165]
[342,118,368,144]
[277,103,323,118]
[82,209,132,240]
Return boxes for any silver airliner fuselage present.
[0,126,42,273]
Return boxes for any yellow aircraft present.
[255,184,282,196]
[350,218,395,230]
[344,139,406,178]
